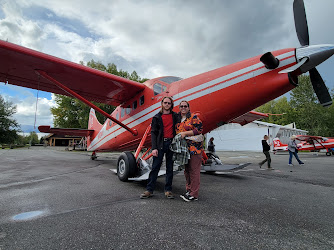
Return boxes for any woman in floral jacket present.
[176,100,203,202]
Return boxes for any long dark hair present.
[160,96,174,113]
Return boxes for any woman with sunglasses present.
[176,100,203,202]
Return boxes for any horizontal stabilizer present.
[39,125,94,137]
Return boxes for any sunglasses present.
[163,102,171,105]
[180,105,188,108]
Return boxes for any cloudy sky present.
[1,0,334,134]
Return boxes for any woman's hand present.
[180,132,187,138]
[152,149,158,157]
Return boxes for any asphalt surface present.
[0,147,333,250]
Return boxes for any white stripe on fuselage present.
[88,51,295,151]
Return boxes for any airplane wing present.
[229,111,268,125]
[0,41,146,106]
[39,126,94,137]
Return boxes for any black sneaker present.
[180,193,198,202]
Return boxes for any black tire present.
[326,152,331,156]
[117,152,137,181]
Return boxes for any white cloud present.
[0,1,44,49]
[13,95,55,128]
[1,84,55,130]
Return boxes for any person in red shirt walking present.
[140,96,179,199]
[177,100,203,202]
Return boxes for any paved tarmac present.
[0,147,333,249]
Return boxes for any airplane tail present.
[273,137,288,151]
[273,137,283,147]
[88,108,102,130]
[87,109,103,147]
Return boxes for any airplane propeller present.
[293,0,309,46]
[293,0,332,107]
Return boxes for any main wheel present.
[326,152,331,156]
[117,152,137,181]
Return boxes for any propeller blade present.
[309,68,332,107]
[293,0,309,46]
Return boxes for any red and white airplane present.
[273,136,334,156]
[0,0,333,180]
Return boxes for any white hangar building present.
[206,121,307,152]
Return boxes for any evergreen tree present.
[0,95,20,144]
[256,74,334,136]
[289,75,333,136]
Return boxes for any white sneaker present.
[288,164,294,166]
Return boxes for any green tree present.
[51,96,114,128]
[26,131,39,145]
[0,95,20,144]
[51,96,86,128]
[289,74,332,136]
[256,75,334,136]
[256,97,292,125]
[51,61,148,128]
[15,134,26,145]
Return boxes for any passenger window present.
[126,105,131,115]
[121,108,125,118]
[109,120,112,126]
[140,95,145,106]
[116,112,119,120]
[133,100,137,110]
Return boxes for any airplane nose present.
[296,44,334,73]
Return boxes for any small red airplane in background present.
[0,0,333,181]
[273,136,334,156]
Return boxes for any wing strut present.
[36,70,138,136]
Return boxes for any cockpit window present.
[159,76,183,84]
[154,83,163,96]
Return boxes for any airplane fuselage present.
[88,48,297,152]
[274,138,334,152]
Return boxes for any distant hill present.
[19,125,48,139]
[20,125,39,133]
